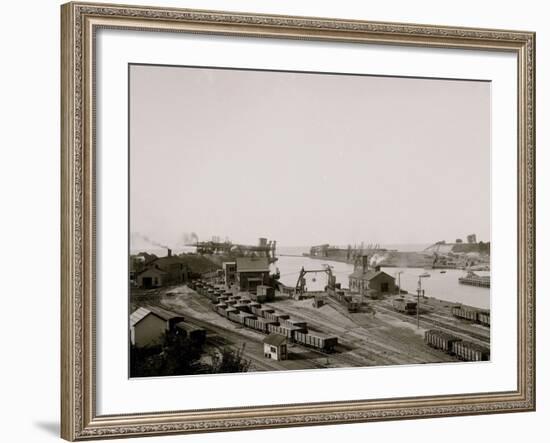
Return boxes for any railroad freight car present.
[267,323,301,340]
[452,305,479,322]
[224,307,238,319]
[477,310,490,327]
[264,312,290,323]
[237,312,255,325]
[279,318,308,331]
[258,307,274,318]
[216,306,228,317]
[244,317,278,333]
[249,305,264,316]
[233,303,251,313]
[248,302,261,311]
[393,298,417,314]
[294,331,338,352]
[227,310,243,324]
[424,329,462,353]
[175,322,206,345]
[206,289,216,302]
[329,289,359,312]
[452,341,490,361]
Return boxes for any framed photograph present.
[61,2,536,440]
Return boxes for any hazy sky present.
[130,64,490,248]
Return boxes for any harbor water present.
[275,247,490,310]
[131,245,490,310]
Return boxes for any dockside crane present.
[294,264,335,299]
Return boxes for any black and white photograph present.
[128,64,491,377]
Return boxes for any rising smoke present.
[179,232,199,246]
[370,253,388,267]
[133,232,169,250]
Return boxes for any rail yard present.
[130,236,490,375]
[132,278,489,373]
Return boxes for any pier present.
[458,272,490,288]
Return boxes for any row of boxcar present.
[217,302,338,352]
[424,329,460,353]
[451,305,490,327]
[194,282,339,353]
[425,329,490,361]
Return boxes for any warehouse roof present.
[136,266,168,277]
[236,257,270,272]
[146,305,184,321]
[348,269,394,281]
[130,305,184,327]
[130,307,151,327]
[263,333,288,346]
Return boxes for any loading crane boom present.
[294,265,335,299]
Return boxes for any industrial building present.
[130,306,184,347]
[349,255,396,295]
[263,333,288,361]
[235,257,270,293]
[136,267,167,289]
[135,250,190,288]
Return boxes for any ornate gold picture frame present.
[61,2,535,440]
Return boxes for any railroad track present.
[258,300,409,366]
[376,304,490,345]
[152,300,359,370]
[150,300,335,371]
[151,296,455,369]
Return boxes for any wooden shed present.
[130,306,184,347]
[263,333,288,361]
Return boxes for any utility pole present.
[416,282,421,328]
[417,273,430,328]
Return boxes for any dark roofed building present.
[145,305,185,328]
[150,255,190,285]
[349,256,396,295]
[136,252,190,288]
[136,267,168,289]
[235,257,270,294]
[130,306,184,347]
[263,333,288,361]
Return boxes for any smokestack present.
[362,255,369,273]
[167,248,172,257]
[375,265,381,272]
